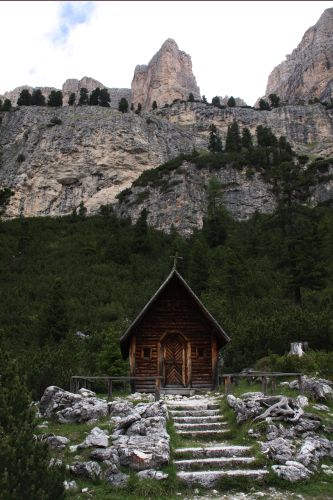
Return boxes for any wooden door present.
[163,334,185,386]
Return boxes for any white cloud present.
[0,1,332,105]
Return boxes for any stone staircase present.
[166,396,269,488]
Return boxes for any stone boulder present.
[39,386,108,423]
[260,437,296,464]
[137,469,168,480]
[111,401,169,471]
[272,460,313,482]
[78,427,109,449]
[296,436,333,467]
[69,461,101,480]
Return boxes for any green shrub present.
[255,350,333,378]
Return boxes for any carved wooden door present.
[164,335,184,386]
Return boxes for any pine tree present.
[68,93,76,106]
[259,98,270,111]
[39,278,69,345]
[0,346,65,499]
[78,88,89,105]
[241,127,253,149]
[227,96,236,107]
[211,96,221,107]
[188,93,195,102]
[99,88,111,107]
[268,93,280,108]
[270,161,325,304]
[152,100,157,110]
[202,95,207,104]
[135,103,142,115]
[188,235,209,295]
[208,124,223,153]
[17,89,32,106]
[1,99,11,111]
[225,120,241,152]
[118,97,129,113]
[202,177,232,247]
[31,89,45,106]
[47,91,63,107]
[89,87,101,105]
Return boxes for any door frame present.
[158,331,192,388]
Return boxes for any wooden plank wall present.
[133,279,216,392]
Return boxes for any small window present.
[197,347,205,358]
[142,348,151,360]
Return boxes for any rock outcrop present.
[264,8,333,104]
[1,101,333,227]
[0,106,198,218]
[0,77,131,110]
[0,85,58,106]
[62,76,131,109]
[131,39,201,110]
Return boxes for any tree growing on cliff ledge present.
[225,121,241,152]
[68,93,76,106]
[211,96,221,107]
[227,96,236,107]
[259,98,270,111]
[31,89,45,106]
[47,91,63,107]
[152,100,157,110]
[118,97,129,113]
[98,88,111,107]
[1,99,11,111]
[268,93,280,108]
[188,93,195,102]
[208,124,223,153]
[89,87,101,105]
[17,89,32,106]
[78,88,89,105]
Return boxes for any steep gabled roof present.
[120,268,230,358]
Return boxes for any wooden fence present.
[70,376,163,401]
[219,371,303,395]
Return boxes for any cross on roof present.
[170,252,183,270]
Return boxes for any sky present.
[0,1,332,106]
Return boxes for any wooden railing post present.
[155,377,161,401]
[271,376,276,394]
[298,374,303,395]
[261,376,267,395]
[107,379,113,400]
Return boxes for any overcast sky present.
[0,1,331,106]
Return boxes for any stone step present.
[167,404,220,412]
[177,469,269,487]
[169,409,220,417]
[174,422,228,431]
[177,429,229,437]
[175,456,256,470]
[174,445,252,458]
[172,415,224,423]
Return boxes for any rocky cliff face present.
[62,76,131,108]
[156,101,333,157]
[0,77,131,110]
[0,101,332,224]
[115,159,333,236]
[0,106,198,218]
[115,161,276,236]
[264,8,333,104]
[131,39,201,110]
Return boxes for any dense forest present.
[1,149,333,399]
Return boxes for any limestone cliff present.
[1,101,332,223]
[0,77,131,110]
[115,158,333,236]
[156,101,333,157]
[131,39,201,110]
[264,8,333,104]
[0,106,199,218]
